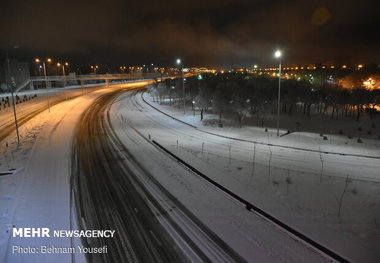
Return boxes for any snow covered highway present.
[111,89,380,262]
[72,87,248,262]
[71,86,333,262]
[1,83,378,262]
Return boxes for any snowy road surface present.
[71,87,330,262]
[113,90,380,262]
[0,82,148,263]
[1,83,377,262]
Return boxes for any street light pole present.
[62,63,67,87]
[6,51,20,145]
[274,50,282,137]
[57,62,68,87]
[91,65,98,74]
[36,58,52,112]
[177,58,185,114]
[58,62,69,100]
[42,61,51,112]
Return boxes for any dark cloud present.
[0,0,379,67]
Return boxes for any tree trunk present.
[356,105,360,121]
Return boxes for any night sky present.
[0,0,379,68]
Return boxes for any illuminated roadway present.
[1,81,338,262]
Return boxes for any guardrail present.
[151,139,350,263]
[29,73,164,82]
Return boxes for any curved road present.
[109,89,380,263]
[72,86,245,262]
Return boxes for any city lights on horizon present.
[30,56,378,76]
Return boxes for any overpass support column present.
[106,79,110,88]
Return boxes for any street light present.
[57,62,69,100]
[36,58,52,112]
[91,65,98,74]
[176,58,185,114]
[274,50,282,137]
[5,49,21,145]
[57,62,68,87]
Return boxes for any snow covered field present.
[110,90,380,262]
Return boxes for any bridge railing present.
[29,73,165,82]
[12,72,178,92]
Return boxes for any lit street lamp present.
[57,62,69,100]
[176,58,185,114]
[274,50,282,137]
[57,62,68,87]
[120,66,126,73]
[91,65,98,74]
[36,58,52,112]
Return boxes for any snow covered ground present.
[0,82,148,263]
[110,90,380,263]
[0,92,92,263]
[110,92,333,263]
[1,83,378,262]
[0,83,107,136]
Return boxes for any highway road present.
[71,87,246,262]
[111,89,380,263]
[1,80,376,262]
[0,86,102,142]
[70,84,335,263]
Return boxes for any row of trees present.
[149,70,380,125]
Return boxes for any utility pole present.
[6,51,20,145]
[274,50,282,137]
[42,61,51,112]
[176,58,185,114]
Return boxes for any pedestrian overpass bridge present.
[15,73,165,92]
